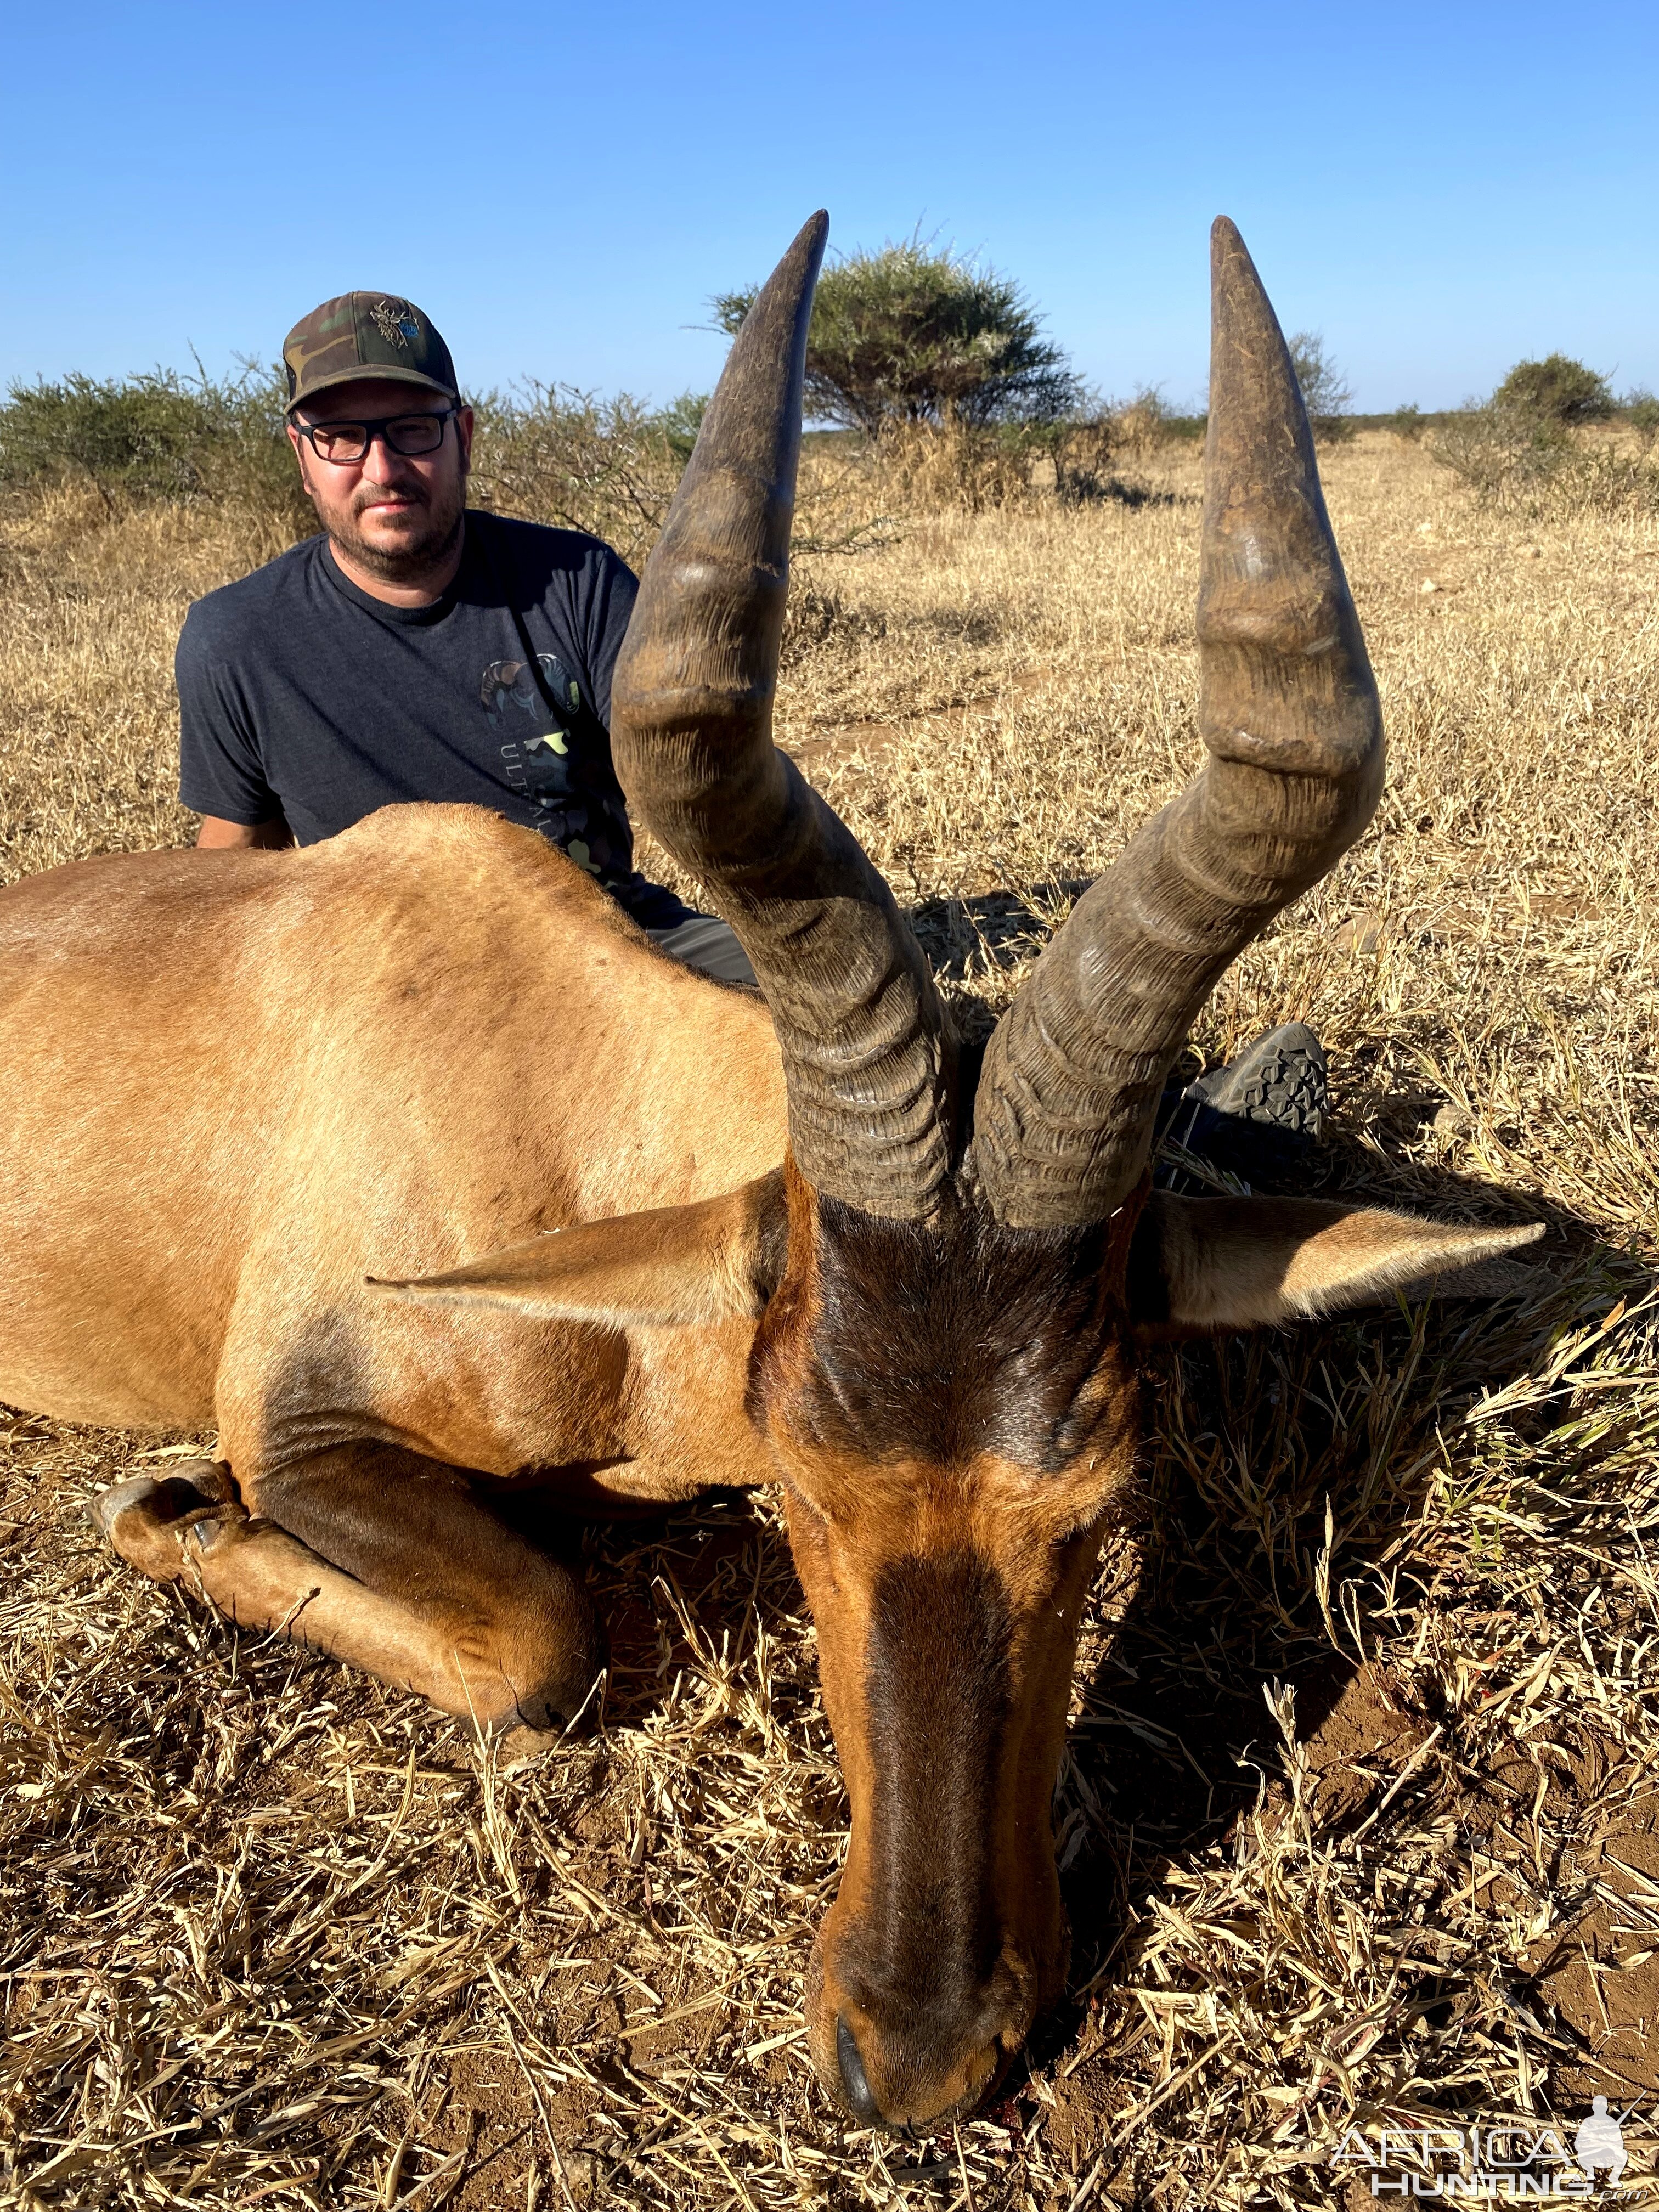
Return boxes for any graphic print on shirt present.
[479,653,620,879]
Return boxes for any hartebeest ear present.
[367,1171,788,1328]
[1128,1193,1546,1334]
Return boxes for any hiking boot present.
[1156,1023,1328,1190]
[1185,1021,1327,1140]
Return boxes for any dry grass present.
[3,435,1658,2209]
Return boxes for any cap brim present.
[287,363,460,416]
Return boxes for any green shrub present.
[713,236,1079,435]
[1286,331,1353,444]
[1389,402,1426,442]
[1492,353,1613,426]
[1110,386,1176,454]
[467,385,703,567]
[1623,389,1659,450]
[1426,354,1653,509]
[1429,400,1659,514]
[0,363,308,528]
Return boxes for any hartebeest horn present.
[972,217,1384,1229]
[611,212,955,1221]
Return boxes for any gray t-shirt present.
[176,509,687,926]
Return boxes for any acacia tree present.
[713,236,1079,433]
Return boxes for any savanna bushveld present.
[1,222,1657,2212]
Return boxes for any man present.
[177,289,752,982]
[178,287,1325,1165]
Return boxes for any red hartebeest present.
[0,216,1537,2129]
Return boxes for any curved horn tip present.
[704,211,827,403]
[772,210,830,291]
[1212,216,1256,312]
[794,210,830,288]
[1209,216,1257,290]
[1208,216,1284,340]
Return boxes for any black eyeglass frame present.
[292,405,461,464]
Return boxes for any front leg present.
[94,1444,603,1743]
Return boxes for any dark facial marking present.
[837,1550,1013,2072]
[766,1189,1121,1470]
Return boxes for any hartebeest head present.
[404,217,1538,2128]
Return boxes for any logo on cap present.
[369,298,419,349]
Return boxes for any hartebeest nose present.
[836,2017,881,2125]
[830,2002,1012,2131]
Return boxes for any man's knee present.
[647,913,757,986]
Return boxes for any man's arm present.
[195,814,294,850]
[177,603,291,848]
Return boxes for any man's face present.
[287,377,475,582]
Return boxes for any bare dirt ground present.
[2,435,1657,2208]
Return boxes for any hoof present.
[91,1473,167,1539]
[92,1464,246,1580]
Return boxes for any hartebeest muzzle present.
[738,1182,1149,2129]
[803,1544,1080,2128]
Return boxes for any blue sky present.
[3,2,1655,413]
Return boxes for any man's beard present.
[320,475,466,586]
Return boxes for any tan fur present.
[98,1474,534,1730]
[0,806,786,1498]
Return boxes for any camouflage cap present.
[283,292,460,416]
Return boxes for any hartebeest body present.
[0,217,1537,2129]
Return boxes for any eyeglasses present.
[294,407,459,464]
